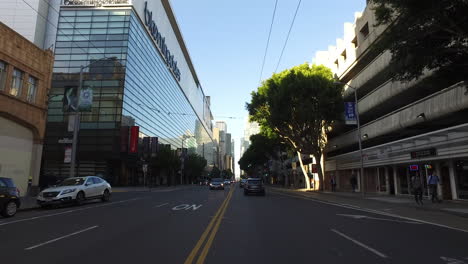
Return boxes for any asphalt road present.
[1,184,467,264]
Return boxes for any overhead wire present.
[258,0,279,86]
[274,0,302,73]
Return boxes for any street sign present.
[58,138,73,144]
[409,165,419,171]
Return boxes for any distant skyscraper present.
[240,120,260,158]
[215,121,227,132]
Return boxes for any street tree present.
[238,132,285,178]
[247,64,343,190]
[369,0,468,81]
[210,166,221,178]
[153,145,180,186]
[184,153,207,183]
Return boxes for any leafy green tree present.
[238,133,284,177]
[152,145,180,186]
[370,0,468,81]
[247,64,343,190]
[184,153,207,183]
[222,169,234,179]
[210,166,221,178]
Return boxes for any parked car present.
[239,179,247,188]
[37,176,111,207]
[244,178,265,196]
[209,178,225,190]
[0,177,21,217]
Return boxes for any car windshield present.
[211,178,223,183]
[248,180,262,185]
[58,178,85,186]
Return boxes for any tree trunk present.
[315,152,324,191]
[297,151,311,189]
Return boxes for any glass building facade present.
[42,5,215,186]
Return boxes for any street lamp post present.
[69,57,116,178]
[335,82,365,196]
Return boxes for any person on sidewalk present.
[411,173,423,205]
[331,176,337,192]
[427,170,441,203]
[350,174,357,193]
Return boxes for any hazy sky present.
[171,0,366,174]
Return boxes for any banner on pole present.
[64,146,72,163]
[344,102,357,125]
[78,87,93,112]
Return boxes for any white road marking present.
[25,225,99,250]
[187,204,203,211]
[172,204,203,211]
[271,191,468,233]
[331,229,388,259]
[0,198,141,227]
[440,256,468,264]
[172,204,190,210]
[336,214,422,224]
[153,203,169,208]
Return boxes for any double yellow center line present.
[184,185,236,264]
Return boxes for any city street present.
[1,184,468,264]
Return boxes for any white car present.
[37,176,111,207]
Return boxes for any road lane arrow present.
[336,214,422,224]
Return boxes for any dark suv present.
[244,178,265,196]
[0,177,21,217]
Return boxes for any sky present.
[171,0,366,176]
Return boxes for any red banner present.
[129,126,139,153]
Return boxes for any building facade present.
[315,4,468,200]
[0,22,54,195]
[41,0,215,185]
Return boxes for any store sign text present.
[144,1,181,82]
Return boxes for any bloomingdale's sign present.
[144,1,181,82]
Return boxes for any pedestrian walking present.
[350,174,357,192]
[411,173,423,205]
[427,170,441,203]
[331,176,337,192]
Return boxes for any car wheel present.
[75,191,85,205]
[101,189,110,202]
[1,201,18,217]
[244,190,248,196]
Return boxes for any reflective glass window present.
[10,68,23,97]
[26,76,38,103]
[0,61,7,91]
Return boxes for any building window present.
[10,68,23,97]
[27,76,38,103]
[341,50,347,61]
[0,61,6,91]
[360,22,370,39]
[351,36,358,48]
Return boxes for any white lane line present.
[25,225,99,250]
[0,198,141,227]
[331,229,388,259]
[153,203,169,208]
[270,191,468,233]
